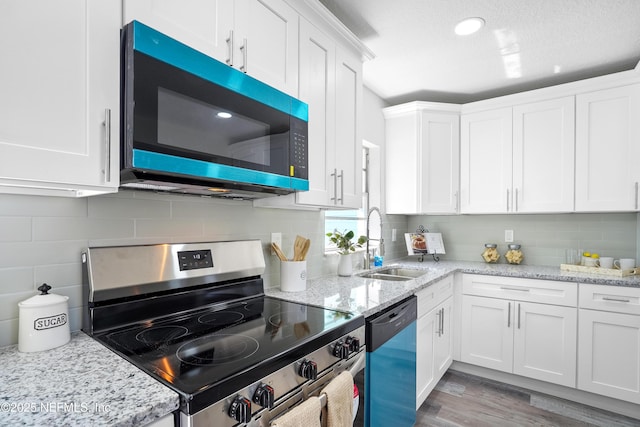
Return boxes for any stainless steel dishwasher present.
[364,296,417,427]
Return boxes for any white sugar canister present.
[18,283,70,353]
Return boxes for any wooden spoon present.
[271,242,288,261]
[293,235,307,261]
[299,239,311,261]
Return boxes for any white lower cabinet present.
[416,276,454,408]
[577,284,640,404]
[460,274,577,388]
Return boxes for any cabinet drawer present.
[417,275,454,317]
[579,284,640,315]
[462,274,577,307]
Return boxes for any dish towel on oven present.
[271,395,321,427]
[320,371,354,427]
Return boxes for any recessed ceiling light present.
[217,112,232,119]
[455,17,485,36]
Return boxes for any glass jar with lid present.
[505,244,524,265]
[482,243,500,263]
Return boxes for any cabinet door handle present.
[103,108,111,183]
[454,191,459,211]
[515,188,519,212]
[436,310,441,337]
[635,182,638,210]
[225,30,234,65]
[330,169,338,204]
[440,307,445,335]
[602,296,631,303]
[338,170,344,205]
[507,302,511,328]
[239,38,248,72]
[517,303,521,329]
[506,189,510,212]
[500,286,530,292]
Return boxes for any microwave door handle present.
[226,30,234,66]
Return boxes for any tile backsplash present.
[408,213,639,266]
[0,191,406,346]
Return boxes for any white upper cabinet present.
[460,108,513,213]
[0,0,120,197]
[123,0,233,61]
[575,84,640,212]
[254,18,364,210]
[291,19,336,207]
[513,97,575,212]
[123,0,299,96]
[333,46,363,209]
[234,0,299,96]
[385,102,460,214]
[461,97,575,213]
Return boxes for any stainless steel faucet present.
[365,207,384,269]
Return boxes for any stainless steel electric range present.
[81,240,364,427]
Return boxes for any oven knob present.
[298,359,318,380]
[228,395,251,423]
[347,336,360,352]
[253,383,275,409]
[332,340,350,360]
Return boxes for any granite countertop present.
[266,259,640,317]
[0,332,179,427]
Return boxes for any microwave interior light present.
[217,112,232,119]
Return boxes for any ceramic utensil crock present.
[18,283,70,353]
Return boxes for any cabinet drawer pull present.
[506,189,510,212]
[507,302,511,328]
[239,38,248,72]
[225,30,234,65]
[330,169,337,203]
[103,108,111,183]
[500,286,530,292]
[602,296,631,303]
[338,170,344,204]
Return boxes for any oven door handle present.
[348,351,365,377]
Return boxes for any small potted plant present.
[326,230,367,276]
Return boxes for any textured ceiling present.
[319,0,640,104]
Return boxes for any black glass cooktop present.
[95,296,361,414]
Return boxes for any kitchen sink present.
[357,267,427,281]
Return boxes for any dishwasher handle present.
[366,296,417,352]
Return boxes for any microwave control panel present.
[290,118,308,179]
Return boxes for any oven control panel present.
[177,250,213,271]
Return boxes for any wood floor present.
[415,370,640,427]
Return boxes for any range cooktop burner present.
[177,334,260,365]
[198,311,244,325]
[95,295,361,411]
[136,325,189,347]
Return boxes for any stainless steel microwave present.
[120,21,308,199]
